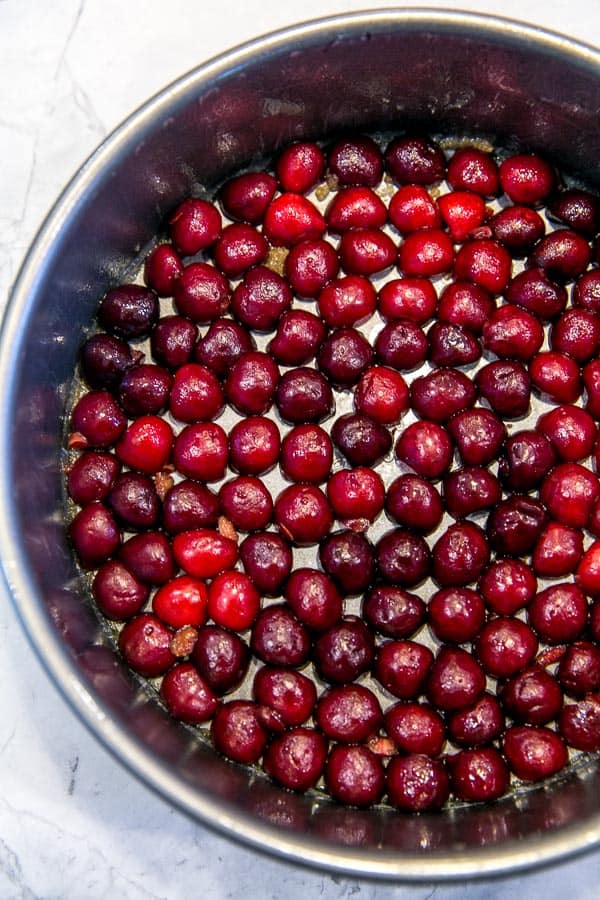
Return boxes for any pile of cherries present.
[66,132,600,812]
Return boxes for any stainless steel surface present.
[2,8,600,880]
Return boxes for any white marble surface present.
[2,1,600,897]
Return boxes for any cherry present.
[326,467,385,528]
[576,541,600,596]
[478,557,537,616]
[211,700,268,764]
[172,422,228,482]
[395,420,453,479]
[194,317,255,378]
[437,279,495,333]
[374,639,432,698]
[268,309,327,365]
[151,315,199,370]
[173,528,238,579]
[319,530,375,596]
[326,745,385,807]
[331,412,392,467]
[475,359,531,418]
[239,531,292,596]
[276,140,325,193]
[250,604,310,668]
[529,229,591,282]
[174,263,230,323]
[540,462,600,528]
[119,531,175,585]
[454,239,512,294]
[219,171,276,224]
[475,616,538,678]
[98,284,159,338]
[574,269,600,314]
[530,351,582,404]
[71,390,127,449]
[228,416,281,476]
[92,559,149,621]
[583,359,600,418]
[316,684,382,743]
[275,367,334,424]
[143,243,183,296]
[448,748,509,802]
[362,587,425,641]
[207,570,261,631]
[499,430,557,492]
[219,476,273,532]
[169,363,223,423]
[328,135,383,186]
[490,206,545,256]
[385,474,443,534]
[253,666,317,726]
[284,568,343,632]
[263,193,325,246]
[410,367,476,422]
[558,641,600,697]
[339,228,396,275]
[213,222,268,278]
[313,616,375,684]
[67,451,120,505]
[482,304,544,361]
[447,693,505,748]
[317,327,373,387]
[431,521,490,587]
[225,351,279,416]
[264,728,328,792]
[426,646,486,711]
[531,523,584,578]
[447,407,506,467]
[69,502,120,569]
[551,308,600,363]
[500,666,563,726]
[106,471,160,530]
[549,187,600,235]
[231,266,292,331]
[115,416,173,474]
[388,184,441,232]
[437,190,487,242]
[385,702,446,757]
[374,319,428,370]
[327,186,387,232]
[386,754,449,812]
[118,613,175,677]
[443,466,501,519]
[160,662,219,724]
[502,725,567,782]
[427,321,481,367]
[559,696,600,751]
[376,528,431,588]
[447,147,499,197]
[169,197,222,255]
[398,229,454,277]
[117,364,172,417]
[317,274,377,327]
[162,480,219,535]
[538,404,596,462]
[192,625,250,694]
[499,153,556,206]
[378,277,438,324]
[486,495,547,556]
[428,587,486,644]
[80,333,134,390]
[274,483,332,545]
[385,135,446,185]
[280,424,332,483]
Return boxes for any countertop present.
[2,1,600,897]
